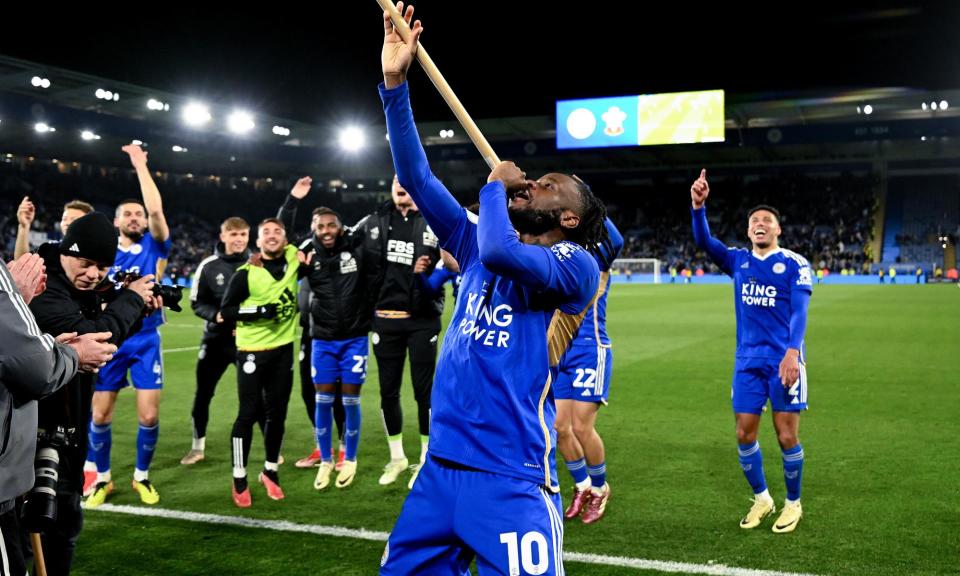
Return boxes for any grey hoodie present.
[0,261,78,510]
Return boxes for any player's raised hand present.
[122,144,149,169]
[291,177,312,199]
[383,1,423,87]
[17,196,35,229]
[691,169,710,209]
[779,348,800,388]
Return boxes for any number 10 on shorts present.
[499,531,549,575]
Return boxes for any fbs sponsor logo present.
[386,239,414,265]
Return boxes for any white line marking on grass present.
[162,346,200,354]
[563,552,819,576]
[92,505,820,576]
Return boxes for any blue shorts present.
[553,343,612,404]
[96,329,163,392]
[381,456,565,576]
[311,336,369,385]
[731,357,808,414]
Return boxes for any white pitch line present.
[162,346,200,354]
[91,505,820,576]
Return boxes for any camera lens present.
[22,447,60,532]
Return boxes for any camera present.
[115,271,184,312]
[21,428,73,532]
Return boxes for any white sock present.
[97,471,112,483]
[264,461,279,472]
[576,478,592,492]
[785,498,801,507]
[388,437,406,461]
[133,468,149,482]
[755,489,772,502]
[84,460,97,472]
[233,467,246,479]
[192,437,206,451]
[419,437,429,464]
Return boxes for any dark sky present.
[2,2,957,124]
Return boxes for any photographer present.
[0,252,115,576]
[26,212,156,574]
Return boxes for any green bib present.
[236,245,299,351]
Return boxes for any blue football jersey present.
[429,208,598,490]
[718,247,813,360]
[110,233,171,332]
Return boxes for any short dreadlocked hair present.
[563,176,611,266]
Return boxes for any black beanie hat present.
[59,212,117,267]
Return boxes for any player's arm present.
[477,175,600,303]
[690,169,734,274]
[219,268,278,322]
[278,177,312,234]
[29,279,146,347]
[780,268,813,386]
[14,196,35,259]
[380,4,469,255]
[123,144,169,242]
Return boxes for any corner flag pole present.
[376,0,501,170]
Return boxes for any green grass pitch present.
[72,284,960,575]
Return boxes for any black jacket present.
[28,242,146,492]
[190,243,250,342]
[354,201,444,318]
[299,233,375,340]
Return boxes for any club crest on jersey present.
[370,227,380,240]
[340,251,358,274]
[215,272,225,286]
[550,242,579,262]
[773,262,786,274]
[130,243,143,255]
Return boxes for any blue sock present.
[342,394,362,462]
[136,423,159,472]
[738,441,768,495]
[89,422,112,473]
[565,458,589,485]
[781,444,804,501]
[314,393,335,462]
[587,462,607,490]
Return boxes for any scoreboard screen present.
[556,90,725,149]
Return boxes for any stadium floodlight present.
[95,89,106,99]
[131,139,143,145]
[172,145,188,153]
[339,126,365,152]
[940,100,949,110]
[81,130,101,141]
[272,125,291,136]
[227,110,255,134]
[34,122,55,133]
[32,76,51,88]
[931,102,939,111]
[182,102,212,127]
[357,183,365,189]
[922,102,928,111]
[863,104,873,115]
